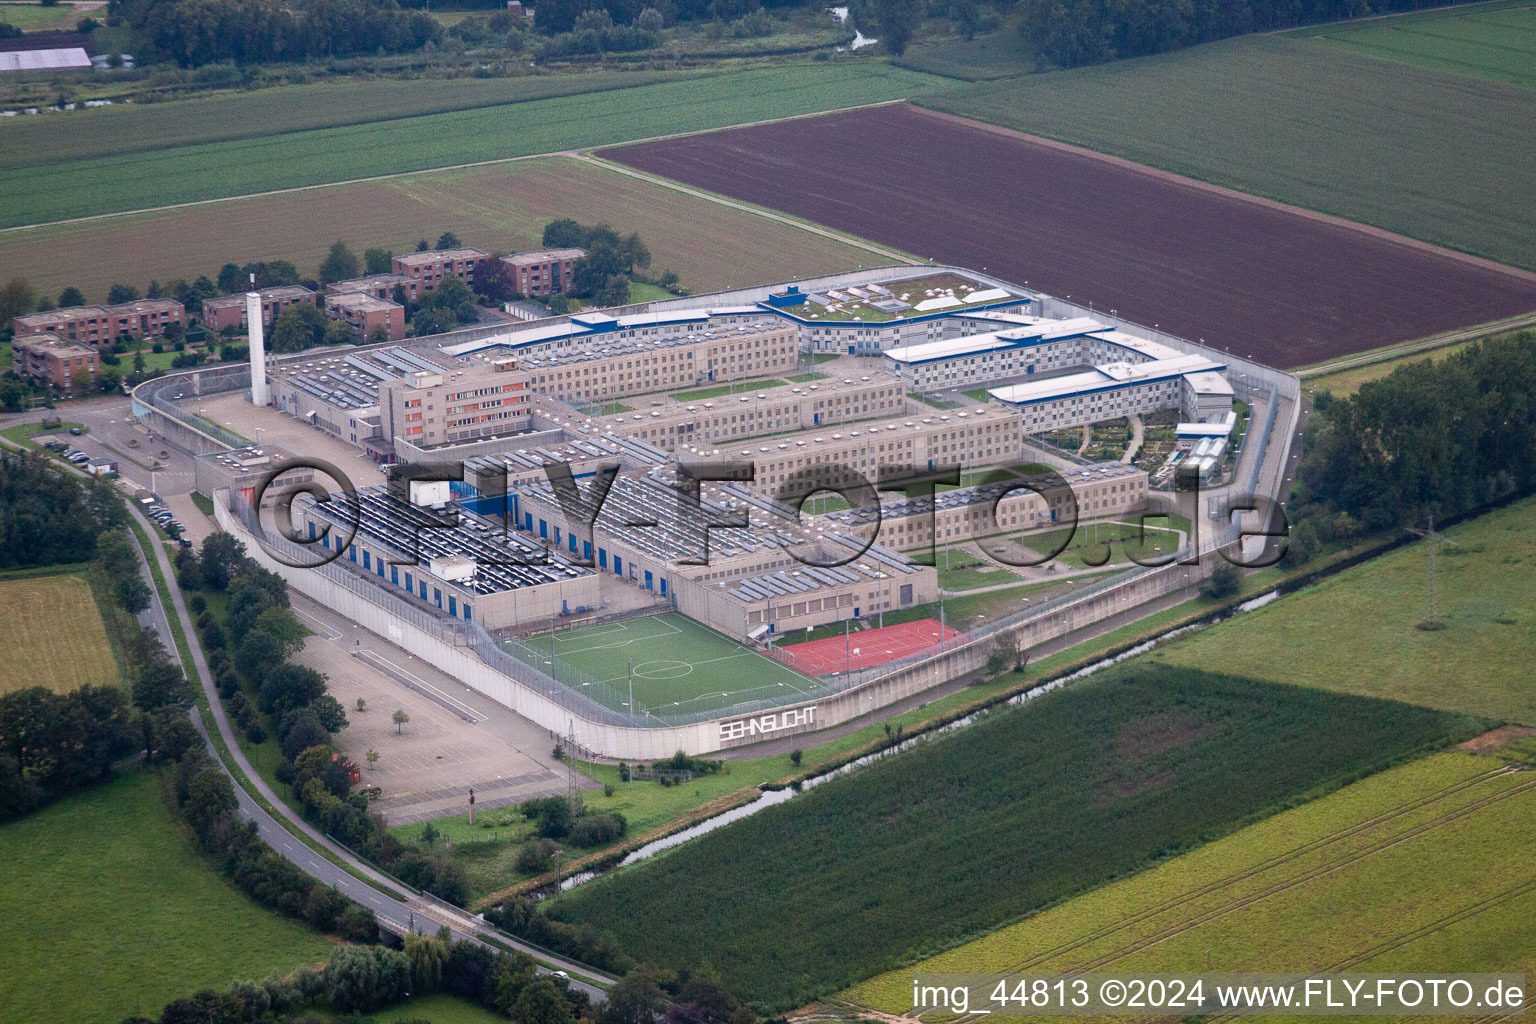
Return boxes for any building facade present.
[324,292,406,343]
[390,248,490,292]
[11,333,99,392]
[500,248,584,297]
[13,298,185,346]
[379,358,533,449]
[200,286,315,332]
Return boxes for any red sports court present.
[773,618,962,676]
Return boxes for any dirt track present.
[601,104,1536,368]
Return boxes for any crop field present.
[546,663,1481,1008]
[0,573,117,695]
[844,750,1536,1013]
[0,0,102,29]
[1302,0,1536,88]
[0,70,686,173]
[0,771,333,1024]
[602,103,1536,367]
[502,612,826,719]
[0,156,880,304]
[915,35,1536,273]
[1159,497,1536,725]
[0,63,952,228]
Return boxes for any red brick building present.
[390,248,489,292]
[12,298,185,346]
[201,285,315,332]
[324,292,405,342]
[328,274,423,303]
[12,333,99,393]
[500,247,585,297]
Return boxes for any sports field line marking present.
[552,616,683,656]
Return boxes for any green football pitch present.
[501,612,826,720]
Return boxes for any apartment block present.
[499,247,584,296]
[390,248,490,292]
[200,286,316,332]
[324,292,405,342]
[12,332,99,392]
[327,274,423,303]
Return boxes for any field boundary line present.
[906,104,1536,286]
[0,98,917,235]
[1297,310,1536,377]
[575,152,918,265]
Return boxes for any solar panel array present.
[307,485,593,595]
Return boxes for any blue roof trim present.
[896,330,1097,366]
[757,297,1029,328]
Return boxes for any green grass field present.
[845,749,1536,1011]
[0,572,118,695]
[894,28,1038,81]
[671,377,791,401]
[922,34,1536,269]
[548,663,1481,1009]
[0,0,99,30]
[502,612,824,719]
[0,63,953,228]
[1158,496,1536,725]
[1301,0,1536,88]
[1012,518,1184,569]
[0,771,334,1024]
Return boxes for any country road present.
[120,497,613,1000]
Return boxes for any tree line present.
[1020,0,1489,68]
[111,0,443,67]
[119,924,594,1024]
[1292,329,1536,552]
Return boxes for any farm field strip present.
[913,35,1536,273]
[601,102,1536,367]
[0,156,885,304]
[845,753,1536,1014]
[1304,0,1536,87]
[548,665,1481,1009]
[1155,495,1536,724]
[0,63,954,229]
[0,572,118,694]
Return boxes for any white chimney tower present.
[246,277,269,407]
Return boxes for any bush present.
[568,812,626,847]
[187,593,207,613]
[515,837,557,874]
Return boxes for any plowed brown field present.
[601,104,1536,368]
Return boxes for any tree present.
[477,256,514,304]
[369,324,391,345]
[547,293,571,315]
[365,748,379,770]
[269,303,330,352]
[258,662,327,716]
[318,241,360,284]
[320,945,412,1014]
[789,749,802,766]
[603,970,667,1024]
[512,976,576,1024]
[217,263,245,294]
[393,708,410,734]
[863,0,921,55]
[435,231,463,249]
[542,218,585,248]
[404,929,451,992]
[364,247,393,275]
[355,697,367,712]
[107,283,140,304]
[421,820,441,846]
[132,659,193,711]
[57,286,86,308]
[323,319,355,346]
[1201,562,1241,599]
[198,533,246,591]
[0,277,36,325]
[425,274,478,324]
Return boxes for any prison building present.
[677,403,1024,496]
[200,286,316,332]
[270,346,456,454]
[821,464,1150,552]
[461,431,669,496]
[536,373,907,449]
[378,356,532,449]
[763,278,1032,355]
[447,312,799,405]
[988,353,1231,431]
[298,485,598,630]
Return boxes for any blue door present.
[614,555,623,576]
[644,570,653,591]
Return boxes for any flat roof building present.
[13,298,184,345]
[324,292,405,344]
[391,248,490,292]
[501,248,585,297]
[201,286,315,333]
[379,357,532,450]
[11,333,99,393]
